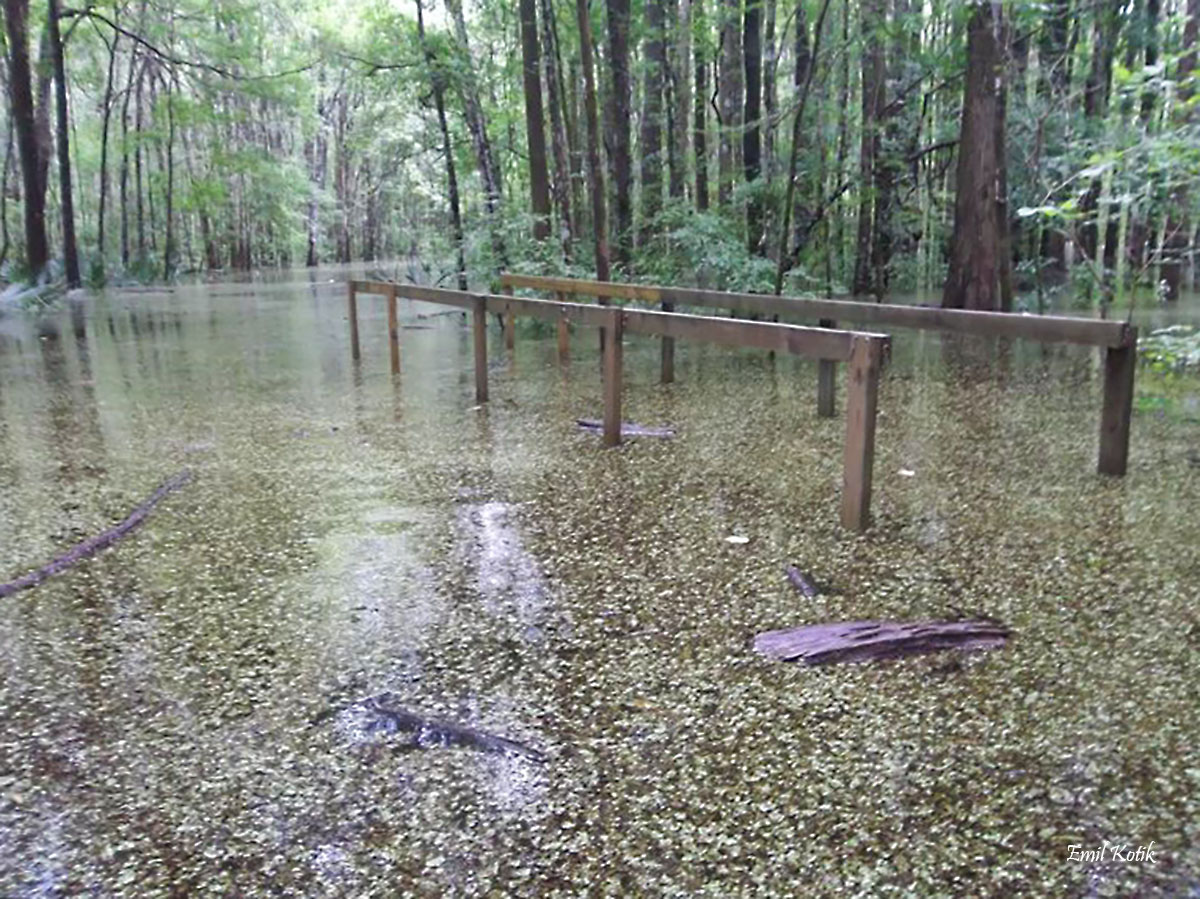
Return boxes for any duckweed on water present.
[0,275,1198,896]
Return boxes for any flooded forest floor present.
[0,275,1198,896]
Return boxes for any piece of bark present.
[361,693,546,762]
[576,418,675,439]
[785,565,819,598]
[0,470,193,599]
[754,618,1010,665]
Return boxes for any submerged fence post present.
[602,308,624,447]
[1098,332,1137,476]
[817,318,837,417]
[503,283,516,351]
[556,292,570,364]
[473,296,489,403]
[661,299,675,384]
[841,335,886,532]
[347,281,361,362]
[387,284,401,375]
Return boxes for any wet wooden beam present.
[387,284,400,375]
[555,292,570,364]
[754,618,1010,664]
[602,308,623,447]
[661,300,675,383]
[817,318,837,417]
[841,336,885,532]
[500,272,1133,347]
[503,282,516,351]
[472,296,488,403]
[1099,336,1137,476]
[347,282,360,361]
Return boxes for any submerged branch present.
[0,470,193,599]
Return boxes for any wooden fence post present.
[603,308,624,447]
[661,300,675,383]
[1098,335,1136,476]
[841,336,885,531]
[347,282,360,361]
[503,283,516,350]
[556,292,570,363]
[473,296,489,403]
[387,285,401,375]
[817,318,837,417]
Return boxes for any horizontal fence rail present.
[499,272,1138,478]
[347,280,891,532]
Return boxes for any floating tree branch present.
[0,470,193,599]
[754,618,1011,665]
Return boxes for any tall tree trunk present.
[119,44,136,268]
[34,27,51,209]
[762,0,776,189]
[743,0,762,252]
[1161,0,1197,301]
[694,0,710,210]
[162,71,176,280]
[606,0,634,266]
[417,0,467,289]
[942,2,1004,310]
[96,28,118,269]
[717,0,742,208]
[852,0,885,295]
[773,0,831,294]
[47,0,80,286]
[576,0,611,280]
[0,118,12,268]
[519,0,552,242]
[3,0,50,276]
[640,0,665,247]
[540,0,573,257]
[671,0,692,200]
[1140,0,1160,123]
[446,0,507,267]
[134,62,145,259]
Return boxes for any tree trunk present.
[606,0,634,266]
[540,0,573,257]
[96,28,119,268]
[576,0,611,280]
[743,0,762,253]
[519,0,552,242]
[119,43,136,268]
[640,0,665,247]
[852,0,885,295]
[446,0,504,209]
[942,3,1004,310]
[162,71,176,280]
[417,0,467,289]
[717,0,742,208]
[47,0,80,286]
[3,0,50,276]
[671,0,692,200]
[1161,0,1197,301]
[694,0,709,210]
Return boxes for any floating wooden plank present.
[576,418,676,438]
[0,471,193,599]
[753,618,1011,665]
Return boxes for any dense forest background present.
[1,0,1198,311]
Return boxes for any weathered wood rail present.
[498,272,1138,477]
[347,280,890,531]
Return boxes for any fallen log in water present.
[357,693,547,762]
[0,470,193,599]
[753,618,1010,665]
[576,418,676,439]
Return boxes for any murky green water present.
[1,270,1198,896]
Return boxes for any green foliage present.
[636,202,775,293]
[1140,325,1200,373]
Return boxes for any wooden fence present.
[498,272,1139,478]
[347,280,891,532]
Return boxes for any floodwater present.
[0,268,1198,896]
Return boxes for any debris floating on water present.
[898,468,916,478]
[784,565,819,598]
[725,535,750,545]
[0,470,194,599]
[575,418,676,439]
[753,618,1011,665]
[327,693,548,763]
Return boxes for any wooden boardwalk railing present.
[347,279,890,532]
[498,272,1138,477]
